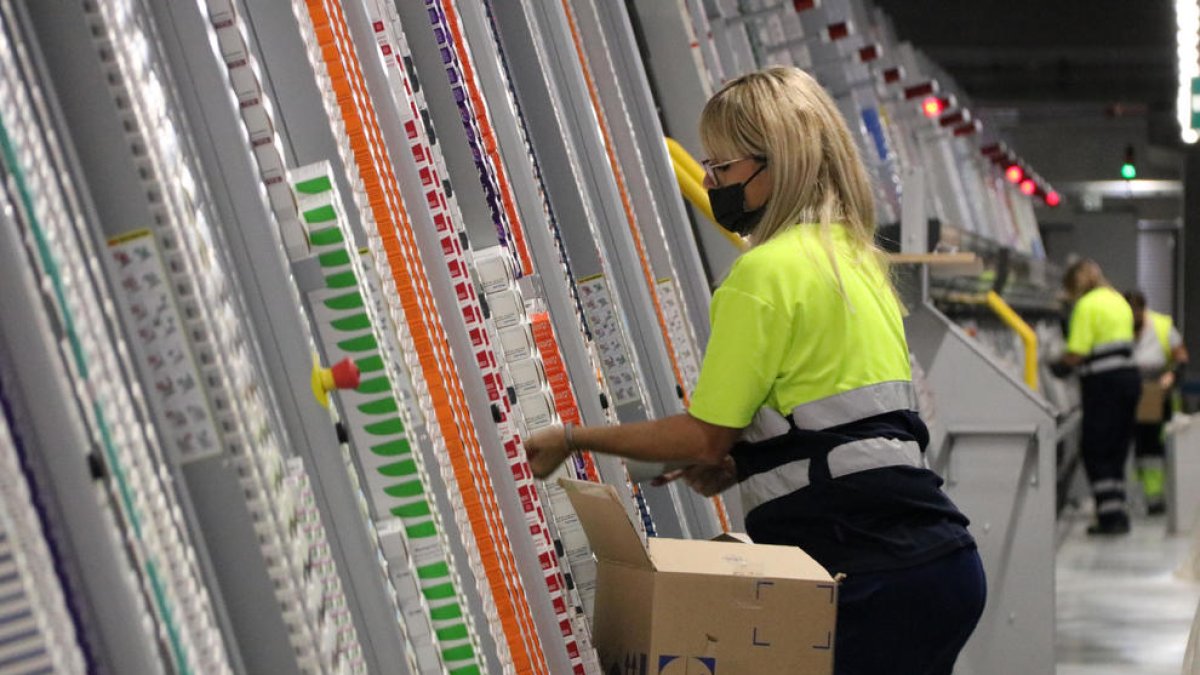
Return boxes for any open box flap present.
[559,478,653,569]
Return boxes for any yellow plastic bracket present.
[985,290,1039,391]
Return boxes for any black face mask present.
[708,163,767,236]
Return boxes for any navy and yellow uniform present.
[689,223,984,673]
[1133,309,1183,510]
[1067,287,1141,529]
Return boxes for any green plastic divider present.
[358,398,398,416]
[369,440,411,457]
[356,375,390,393]
[384,481,425,498]
[364,418,404,436]
[390,501,432,519]
[405,521,438,539]
[448,665,482,675]
[308,226,344,246]
[422,583,457,601]
[324,292,364,311]
[437,625,470,642]
[302,204,337,224]
[441,645,476,662]
[417,562,451,580]
[355,355,385,373]
[294,175,333,194]
[336,334,378,352]
[332,313,371,331]
[377,459,418,476]
[325,271,357,288]
[429,604,463,621]
[318,249,352,268]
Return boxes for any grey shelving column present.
[472,0,725,541]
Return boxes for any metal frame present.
[907,301,1056,675]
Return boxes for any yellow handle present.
[666,137,705,184]
[665,137,748,252]
[985,291,1039,391]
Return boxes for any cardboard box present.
[1137,381,1166,423]
[561,479,837,675]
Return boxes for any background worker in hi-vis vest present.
[526,67,985,675]
[1125,289,1189,515]
[1052,260,1142,535]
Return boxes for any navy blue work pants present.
[1080,368,1141,526]
[834,546,986,675]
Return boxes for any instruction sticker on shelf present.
[108,229,221,462]
[578,274,641,407]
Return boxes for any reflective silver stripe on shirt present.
[740,407,792,444]
[739,438,924,513]
[740,459,811,514]
[1079,354,1135,375]
[788,380,918,430]
[828,437,924,478]
[1079,340,1135,376]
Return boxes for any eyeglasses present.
[700,155,766,186]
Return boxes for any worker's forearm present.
[573,414,728,465]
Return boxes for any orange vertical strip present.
[327,12,549,670]
[304,2,548,671]
[530,313,601,482]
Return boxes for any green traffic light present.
[1121,162,1137,180]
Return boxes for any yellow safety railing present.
[984,290,1039,391]
[665,137,748,252]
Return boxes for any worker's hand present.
[682,456,738,497]
[650,469,684,487]
[1049,361,1073,379]
[1160,371,1176,390]
[525,426,572,480]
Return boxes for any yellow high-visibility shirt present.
[689,223,911,429]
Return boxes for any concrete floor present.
[1057,515,1200,674]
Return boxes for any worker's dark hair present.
[1125,289,1147,311]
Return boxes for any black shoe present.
[1087,519,1131,536]
[1147,502,1167,516]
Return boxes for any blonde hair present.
[700,67,888,297]
[1063,259,1108,300]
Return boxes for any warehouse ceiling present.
[872,0,1178,144]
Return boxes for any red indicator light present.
[1005,165,1024,183]
[793,0,817,11]
[1019,179,1036,196]
[921,96,945,118]
[826,22,850,41]
[1045,191,1061,207]
[882,67,903,84]
[857,45,880,63]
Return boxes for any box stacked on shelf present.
[290,1,556,671]
[0,4,237,669]
[293,162,483,675]
[80,0,365,670]
[0,380,87,673]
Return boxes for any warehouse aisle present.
[1057,515,1200,674]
